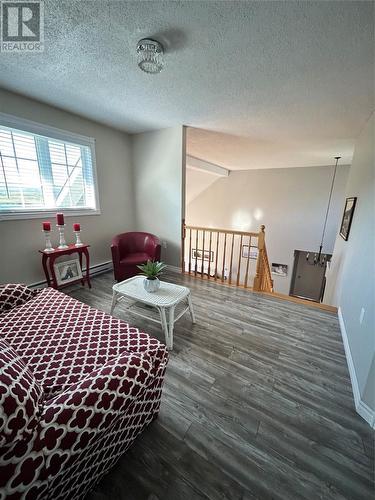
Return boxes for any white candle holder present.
[74,230,83,247]
[57,224,68,249]
[43,230,54,252]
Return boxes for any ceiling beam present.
[186,155,229,177]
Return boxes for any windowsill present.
[0,209,101,221]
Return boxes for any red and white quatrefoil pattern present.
[0,283,37,314]
[0,340,43,447]
[1,287,167,399]
[0,286,168,499]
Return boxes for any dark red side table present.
[39,244,92,290]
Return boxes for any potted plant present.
[137,260,167,292]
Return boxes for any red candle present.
[42,221,51,231]
[56,213,64,226]
[73,223,81,231]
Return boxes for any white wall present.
[0,89,135,284]
[132,126,185,268]
[325,113,374,412]
[185,167,219,204]
[186,165,349,294]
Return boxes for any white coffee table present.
[110,276,196,350]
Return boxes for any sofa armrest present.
[39,352,158,491]
[42,351,154,444]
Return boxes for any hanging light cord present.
[318,156,341,260]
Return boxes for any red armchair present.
[111,232,161,282]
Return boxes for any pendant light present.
[307,156,341,266]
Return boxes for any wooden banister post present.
[253,225,265,291]
[258,224,265,250]
[181,219,186,272]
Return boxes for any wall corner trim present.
[338,307,375,428]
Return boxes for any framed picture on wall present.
[241,245,258,259]
[191,248,214,262]
[271,263,288,277]
[339,197,357,241]
[54,259,83,286]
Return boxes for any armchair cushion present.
[120,252,150,265]
[0,339,43,447]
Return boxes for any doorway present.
[290,250,331,302]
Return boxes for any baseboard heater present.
[29,261,113,289]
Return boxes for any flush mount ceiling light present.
[136,38,164,74]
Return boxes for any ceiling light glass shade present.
[137,38,164,74]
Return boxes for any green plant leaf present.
[137,260,166,278]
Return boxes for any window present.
[0,113,100,219]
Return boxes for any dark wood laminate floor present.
[65,271,374,500]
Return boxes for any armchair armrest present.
[154,243,161,261]
[144,238,161,261]
[111,244,122,280]
[111,243,120,264]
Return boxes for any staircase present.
[181,221,273,293]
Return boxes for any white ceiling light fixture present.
[136,38,164,74]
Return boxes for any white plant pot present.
[143,277,160,293]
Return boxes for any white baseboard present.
[85,260,113,277]
[30,262,181,288]
[29,261,113,288]
[338,307,375,428]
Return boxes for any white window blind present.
[0,115,99,219]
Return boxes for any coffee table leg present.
[110,291,118,315]
[168,306,175,350]
[188,293,196,323]
[159,307,170,348]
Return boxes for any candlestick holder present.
[57,224,68,249]
[74,230,83,247]
[43,230,54,252]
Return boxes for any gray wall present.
[132,126,185,268]
[325,113,375,411]
[0,89,135,284]
[187,165,349,294]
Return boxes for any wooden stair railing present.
[252,225,274,292]
[181,221,273,292]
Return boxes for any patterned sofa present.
[0,284,168,499]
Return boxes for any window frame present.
[0,112,101,221]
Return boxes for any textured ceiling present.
[186,127,355,170]
[0,1,373,168]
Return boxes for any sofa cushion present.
[1,288,168,400]
[0,339,43,447]
[0,283,37,314]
